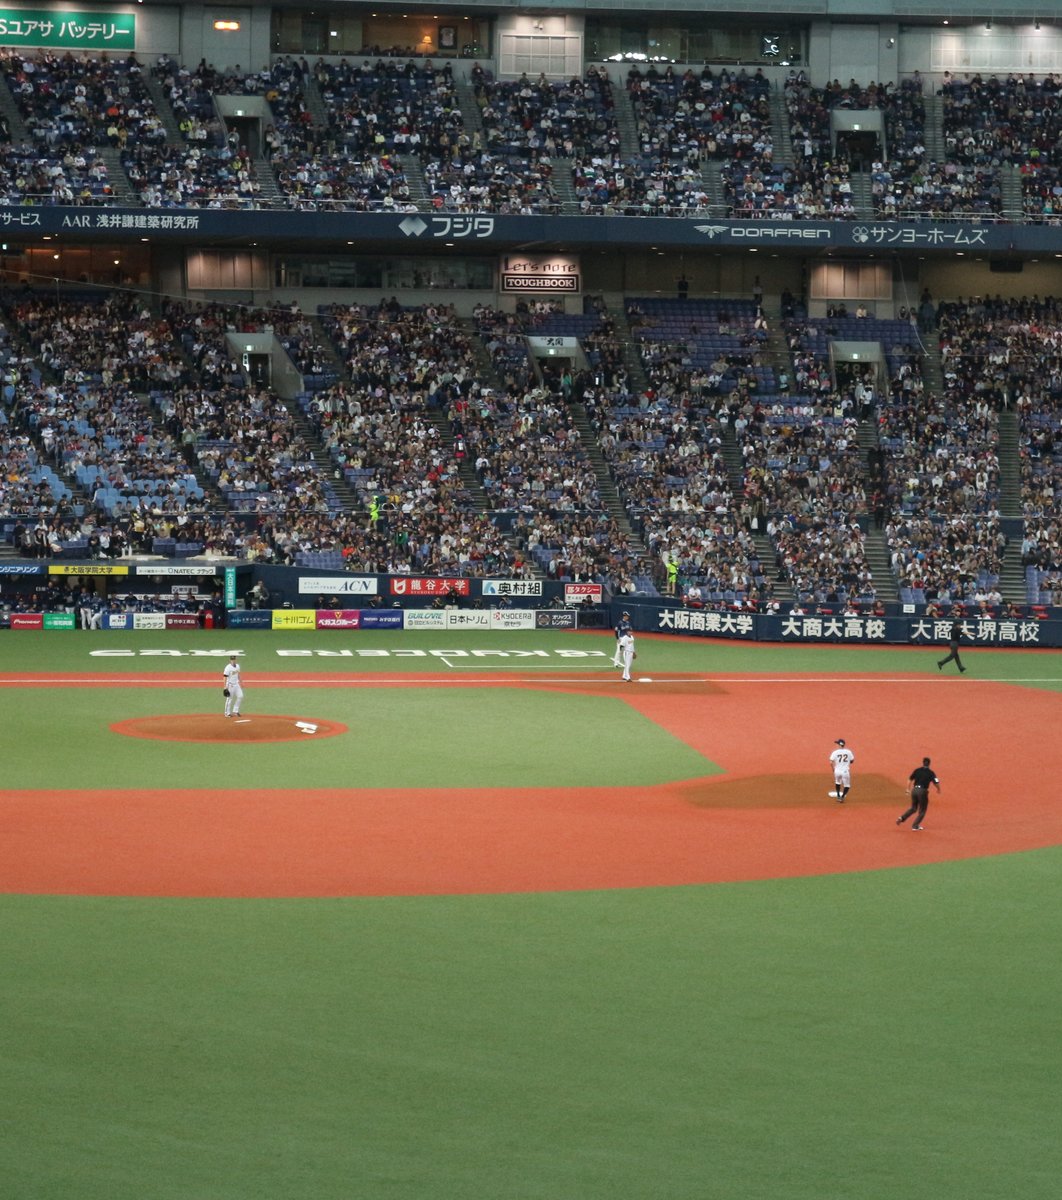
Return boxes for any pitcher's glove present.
[223,688,231,697]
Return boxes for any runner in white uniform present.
[223,655,243,717]
[619,632,636,682]
[829,738,854,802]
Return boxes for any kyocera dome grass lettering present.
[87,648,610,657]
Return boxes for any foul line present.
[2,674,1062,688]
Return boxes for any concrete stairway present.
[0,77,29,141]
[768,83,794,163]
[95,144,138,205]
[855,419,899,603]
[452,73,486,140]
[551,164,579,214]
[252,156,286,207]
[301,73,330,128]
[612,304,651,396]
[399,154,429,207]
[922,92,945,164]
[141,71,185,142]
[567,399,657,583]
[613,89,641,158]
[847,170,873,219]
[698,159,727,214]
[921,341,945,394]
[1000,165,1023,222]
[719,426,793,603]
[997,409,1022,518]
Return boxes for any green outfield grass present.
[2,629,1061,1199]
[5,684,718,789]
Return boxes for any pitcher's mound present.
[111,714,348,743]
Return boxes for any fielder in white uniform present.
[223,655,244,717]
[619,632,636,682]
[829,738,854,802]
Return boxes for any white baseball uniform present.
[619,633,635,682]
[829,745,854,796]
[223,659,243,716]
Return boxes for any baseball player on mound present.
[829,738,855,802]
[223,654,243,717]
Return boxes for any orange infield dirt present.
[3,671,1062,898]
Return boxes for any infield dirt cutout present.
[4,671,1062,897]
[111,713,348,743]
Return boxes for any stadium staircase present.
[997,409,1021,518]
[452,74,485,141]
[698,160,727,215]
[399,155,429,208]
[252,157,286,208]
[719,425,793,604]
[142,72,186,142]
[613,305,651,395]
[855,419,899,603]
[284,398,359,512]
[95,145,138,206]
[0,80,28,142]
[848,170,873,220]
[923,92,945,164]
[1000,166,1023,222]
[566,399,658,585]
[551,165,579,213]
[768,83,794,164]
[614,90,641,158]
[921,340,945,394]
[301,74,329,129]
[995,409,1027,602]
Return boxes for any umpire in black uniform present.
[897,758,941,831]
[937,619,967,672]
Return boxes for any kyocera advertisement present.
[489,609,536,630]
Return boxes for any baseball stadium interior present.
[1,0,1061,631]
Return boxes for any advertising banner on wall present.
[481,579,543,597]
[49,563,129,576]
[390,577,469,598]
[360,611,404,629]
[165,614,199,630]
[136,564,217,577]
[0,563,43,575]
[227,610,273,630]
[133,612,166,631]
[316,610,360,629]
[489,609,536,630]
[535,610,578,629]
[104,611,133,630]
[445,611,491,629]
[403,610,448,630]
[0,9,136,50]
[299,576,378,595]
[564,583,602,603]
[10,612,43,629]
[271,609,317,630]
[43,612,76,629]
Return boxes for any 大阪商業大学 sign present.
[0,9,135,49]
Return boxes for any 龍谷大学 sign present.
[0,9,135,49]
